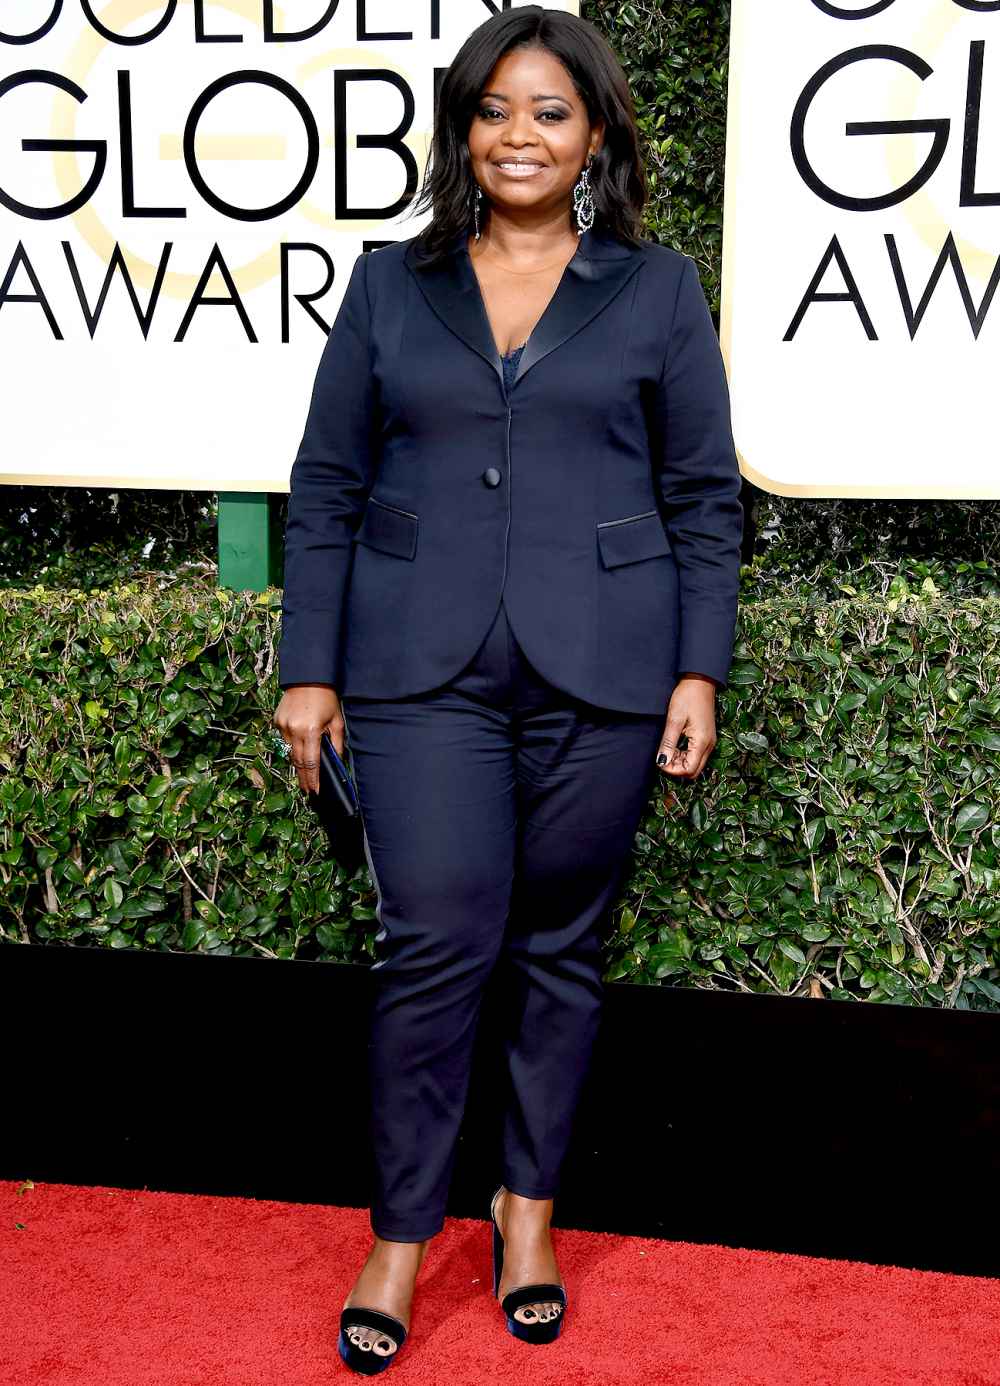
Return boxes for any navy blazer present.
[277,225,744,715]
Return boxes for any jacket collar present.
[403,225,643,394]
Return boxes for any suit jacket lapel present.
[403,226,642,394]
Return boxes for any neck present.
[473,207,579,264]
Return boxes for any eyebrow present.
[479,91,572,105]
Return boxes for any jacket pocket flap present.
[355,496,418,560]
[596,510,671,569]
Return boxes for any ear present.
[589,117,606,160]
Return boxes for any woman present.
[273,5,743,1374]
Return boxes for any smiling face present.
[466,44,603,224]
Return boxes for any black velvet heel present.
[337,1306,407,1375]
[489,1184,567,1345]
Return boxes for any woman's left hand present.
[656,674,719,779]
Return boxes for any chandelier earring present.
[572,154,595,236]
[473,184,483,241]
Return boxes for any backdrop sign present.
[723,0,1000,498]
[0,0,578,492]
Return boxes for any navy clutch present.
[308,731,364,875]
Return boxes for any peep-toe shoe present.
[490,1184,567,1345]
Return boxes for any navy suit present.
[277,225,744,1242]
[277,226,743,711]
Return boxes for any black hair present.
[407,6,647,262]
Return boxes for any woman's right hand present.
[273,684,344,795]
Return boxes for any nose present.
[501,110,539,147]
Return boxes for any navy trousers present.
[340,596,665,1241]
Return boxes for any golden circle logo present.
[47,0,432,301]
[886,4,994,282]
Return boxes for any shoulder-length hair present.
[407,6,647,263]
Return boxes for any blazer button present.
[482,467,502,488]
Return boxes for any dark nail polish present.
[656,753,667,765]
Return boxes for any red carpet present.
[3,1180,998,1385]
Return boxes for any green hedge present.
[2,574,997,1009]
[587,0,730,313]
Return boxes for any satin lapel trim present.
[403,228,642,394]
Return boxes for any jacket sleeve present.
[277,251,379,690]
[654,255,744,690]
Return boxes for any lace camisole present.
[501,342,527,400]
